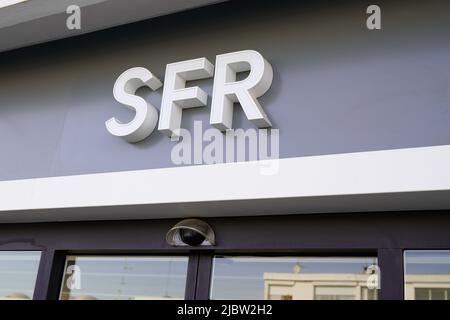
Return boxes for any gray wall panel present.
[0,0,449,181]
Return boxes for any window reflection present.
[404,250,450,300]
[0,251,41,300]
[59,256,188,300]
[210,256,378,300]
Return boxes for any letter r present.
[210,50,273,131]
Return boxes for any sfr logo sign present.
[105,50,273,142]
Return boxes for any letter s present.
[106,67,162,143]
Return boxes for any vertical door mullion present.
[378,248,404,300]
[195,252,214,300]
[33,249,66,300]
[185,253,200,300]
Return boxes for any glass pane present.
[59,256,188,300]
[210,256,378,300]
[0,251,41,300]
[404,250,450,300]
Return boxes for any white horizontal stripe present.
[61,272,187,278]
[214,257,377,264]
[0,145,449,221]
[66,256,187,263]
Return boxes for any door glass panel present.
[404,250,450,300]
[210,256,378,300]
[59,256,188,300]
[0,251,41,300]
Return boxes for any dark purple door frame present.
[1,211,449,300]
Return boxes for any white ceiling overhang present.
[0,0,226,53]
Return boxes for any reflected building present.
[263,272,377,300]
[404,275,450,300]
[0,293,31,300]
[263,272,450,300]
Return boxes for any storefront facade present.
[0,0,450,300]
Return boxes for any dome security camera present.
[166,219,215,247]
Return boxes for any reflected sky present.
[405,250,450,275]
[60,256,188,300]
